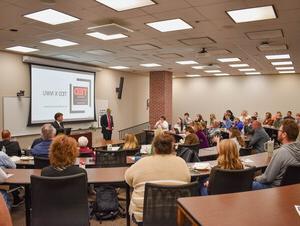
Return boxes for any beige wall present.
[173,75,300,123]
[0,51,149,148]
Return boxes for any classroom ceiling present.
[0,0,300,77]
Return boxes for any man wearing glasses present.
[252,119,300,190]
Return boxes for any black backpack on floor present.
[92,186,125,222]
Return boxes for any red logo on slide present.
[73,86,88,105]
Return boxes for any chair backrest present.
[239,147,252,156]
[122,146,141,156]
[177,147,200,163]
[95,150,127,167]
[208,166,256,195]
[79,152,93,158]
[280,165,300,186]
[143,182,199,226]
[177,143,200,153]
[30,173,89,226]
[34,156,50,169]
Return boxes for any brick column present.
[149,71,173,128]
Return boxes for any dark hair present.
[288,111,292,114]
[185,126,195,134]
[281,119,299,141]
[184,112,189,116]
[184,133,199,145]
[160,116,166,120]
[1,130,11,140]
[153,134,174,154]
[54,112,63,120]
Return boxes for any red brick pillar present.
[149,71,173,128]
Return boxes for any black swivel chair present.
[208,167,256,195]
[95,150,127,167]
[143,182,199,226]
[239,147,253,156]
[30,173,89,226]
[280,165,300,186]
[122,146,141,156]
[177,143,200,154]
[33,156,50,169]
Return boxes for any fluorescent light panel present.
[86,32,127,40]
[229,64,249,68]
[205,70,221,73]
[227,6,276,23]
[271,61,293,66]
[217,58,241,62]
[214,73,229,76]
[275,66,294,70]
[192,66,205,69]
[140,63,161,67]
[41,38,78,47]
[146,19,192,32]
[265,54,290,60]
[238,68,256,72]
[96,0,155,11]
[24,9,79,25]
[278,71,295,74]
[109,66,129,69]
[245,72,261,75]
[176,60,198,65]
[186,74,201,77]
[5,46,39,53]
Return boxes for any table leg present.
[25,185,31,226]
[126,184,130,226]
[177,206,185,226]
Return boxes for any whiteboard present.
[3,97,104,137]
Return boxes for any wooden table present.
[93,139,124,149]
[4,167,130,226]
[177,184,300,226]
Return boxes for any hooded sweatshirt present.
[255,141,300,186]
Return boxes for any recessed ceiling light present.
[227,6,276,23]
[140,63,161,67]
[245,72,261,75]
[278,71,295,74]
[265,54,290,60]
[86,32,127,40]
[96,0,155,11]
[205,70,221,73]
[86,49,114,56]
[109,66,129,69]
[229,64,249,68]
[186,74,201,77]
[275,66,294,70]
[146,18,193,32]
[24,9,79,25]
[214,73,230,76]
[217,58,241,62]
[41,38,78,47]
[192,66,205,69]
[271,61,293,66]
[238,68,256,72]
[5,46,39,53]
[176,60,198,65]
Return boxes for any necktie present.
[107,115,111,129]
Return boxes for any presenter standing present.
[100,108,114,140]
[51,112,64,131]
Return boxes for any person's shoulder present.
[41,166,54,176]
[67,165,87,174]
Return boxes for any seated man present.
[0,130,22,156]
[253,119,300,189]
[248,121,270,153]
[31,124,56,157]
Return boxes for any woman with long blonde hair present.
[122,134,139,150]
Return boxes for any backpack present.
[92,186,125,222]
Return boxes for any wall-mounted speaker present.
[116,77,124,99]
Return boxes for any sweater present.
[255,142,300,186]
[125,154,190,222]
[31,140,52,157]
[249,127,270,153]
[41,165,87,178]
[195,131,209,149]
[0,151,16,169]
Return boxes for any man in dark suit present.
[100,108,114,140]
[0,130,22,156]
[51,112,64,134]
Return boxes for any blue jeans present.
[252,181,272,190]
[0,190,11,209]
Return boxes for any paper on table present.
[193,162,211,170]
[10,156,21,162]
[140,145,152,154]
[243,159,254,163]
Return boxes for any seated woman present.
[201,139,243,195]
[121,134,139,150]
[263,112,274,126]
[183,127,199,145]
[229,127,246,149]
[192,122,209,149]
[78,136,94,158]
[125,134,190,225]
[41,135,86,177]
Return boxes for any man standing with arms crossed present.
[101,108,114,140]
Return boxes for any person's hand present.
[212,135,220,144]
[204,180,209,187]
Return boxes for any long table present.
[4,167,130,226]
[177,184,300,226]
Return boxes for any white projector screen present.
[30,64,96,125]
